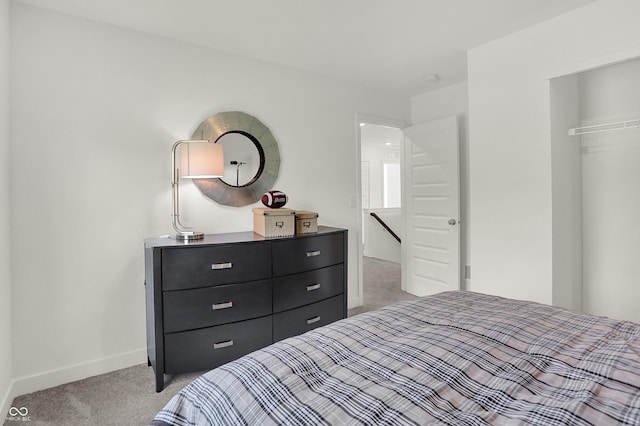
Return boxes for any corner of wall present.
[410,81,468,125]
[1,380,17,420]
[0,0,13,419]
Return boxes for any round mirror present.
[191,112,280,207]
[216,132,262,187]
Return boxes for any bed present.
[150,291,640,425]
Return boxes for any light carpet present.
[4,257,415,425]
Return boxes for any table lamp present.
[171,140,224,240]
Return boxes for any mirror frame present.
[191,111,280,207]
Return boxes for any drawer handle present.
[306,283,321,292]
[306,250,321,257]
[212,301,233,310]
[275,221,284,228]
[211,262,233,270]
[302,221,311,228]
[213,340,234,350]
[307,316,321,325]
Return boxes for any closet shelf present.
[569,118,640,136]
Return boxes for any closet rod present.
[568,118,640,136]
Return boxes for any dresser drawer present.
[165,316,272,374]
[163,279,272,333]
[273,295,344,342]
[145,228,348,392]
[273,265,344,313]
[272,233,344,276]
[162,243,271,291]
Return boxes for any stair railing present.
[369,212,401,243]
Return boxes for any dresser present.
[144,226,348,391]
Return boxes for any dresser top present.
[145,226,347,249]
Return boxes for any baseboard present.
[463,278,471,292]
[8,348,146,404]
[348,295,362,310]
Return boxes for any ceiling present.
[15,0,596,97]
[361,124,402,150]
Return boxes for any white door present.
[402,116,460,296]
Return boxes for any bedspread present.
[151,291,640,425]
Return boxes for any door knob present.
[448,219,457,226]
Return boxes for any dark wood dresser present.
[144,226,348,391]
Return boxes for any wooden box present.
[295,210,319,234]
[253,208,295,238]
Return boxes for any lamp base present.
[173,231,205,241]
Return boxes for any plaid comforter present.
[151,291,640,425]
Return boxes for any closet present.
[551,57,640,324]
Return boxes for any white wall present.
[468,0,640,304]
[9,3,408,395]
[579,58,640,323]
[411,82,470,286]
[0,0,11,417]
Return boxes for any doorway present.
[551,57,640,324]
[353,114,462,314]
[353,117,414,315]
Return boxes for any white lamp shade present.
[180,142,224,178]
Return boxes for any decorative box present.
[295,210,319,234]
[252,208,295,238]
